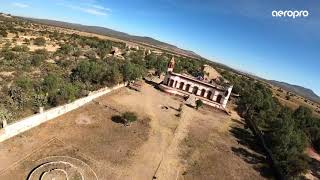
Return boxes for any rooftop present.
[170,71,231,91]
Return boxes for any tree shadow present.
[231,118,245,126]
[111,115,125,124]
[310,158,320,179]
[231,147,265,164]
[230,126,264,154]
[230,125,275,178]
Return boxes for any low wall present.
[0,83,126,143]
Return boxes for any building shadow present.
[169,106,179,111]
[230,125,275,178]
[143,78,160,87]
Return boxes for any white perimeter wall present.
[0,83,126,143]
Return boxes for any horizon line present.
[1,11,319,97]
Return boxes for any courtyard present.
[0,81,269,180]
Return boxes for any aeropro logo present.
[272,10,309,18]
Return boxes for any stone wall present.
[0,83,126,143]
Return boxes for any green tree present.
[12,45,29,52]
[34,37,46,46]
[293,106,312,121]
[42,74,62,94]
[15,76,33,90]
[34,49,49,56]
[97,47,109,60]
[31,54,46,66]
[71,60,105,86]
[121,62,145,82]
[9,86,30,109]
[0,30,8,37]
[56,44,73,55]
[47,83,80,106]
[195,99,203,110]
[122,111,137,126]
[0,106,12,126]
[104,62,123,85]
[33,93,48,108]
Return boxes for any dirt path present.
[154,106,192,180]
[104,84,182,179]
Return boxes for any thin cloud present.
[58,3,111,16]
[12,2,29,8]
[86,4,111,12]
[83,8,108,16]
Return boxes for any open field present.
[270,86,320,117]
[0,82,270,179]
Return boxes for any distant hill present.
[269,80,320,103]
[21,17,202,59]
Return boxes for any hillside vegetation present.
[0,15,205,123]
[23,17,202,59]
[269,80,320,104]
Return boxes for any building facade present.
[159,57,233,110]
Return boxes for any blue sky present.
[0,0,319,95]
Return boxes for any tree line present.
[222,71,320,179]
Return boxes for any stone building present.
[159,57,233,110]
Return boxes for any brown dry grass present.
[271,87,320,117]
[178,105,272,180]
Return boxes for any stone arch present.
[192,86,199,95]
[224,90,229,96]
[166,78,170,85]
[179,82,185,90]
[207,91,212,100]
[185,84,191,92]
[169,79,174,87]
[200,89,206,97]
[216,94,223,103]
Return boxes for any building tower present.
[167,57,175,72]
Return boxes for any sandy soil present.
[0,82,270,180]
[3,34,60,52]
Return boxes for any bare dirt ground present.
[178,107,273,180]
[306,148,320,180]
[0,82,270,180]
